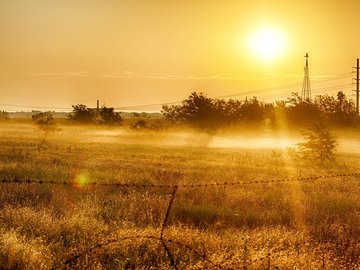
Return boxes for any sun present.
[248,27,287,61]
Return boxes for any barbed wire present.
[63,235,219,269]
[1,172,359,189]
[63,232,360,269]
[64,185,220,270]
[2,171,360,269]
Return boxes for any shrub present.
[0,111,9,120]
[130,120,147,130]
[32,112,58,135]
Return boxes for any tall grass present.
[0,121,360,268]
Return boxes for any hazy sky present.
[1,0,360,111]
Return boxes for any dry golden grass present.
[0,120,360,269]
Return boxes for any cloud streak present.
[30,71,340,82]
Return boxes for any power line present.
[0,72,353,111]
[117,79,351,110]
[353,58,360,114]
[261,83,353,101]
[215,72,352,99]
[0,103,71,110]
[114,101,181,110]
[311,73,352,83]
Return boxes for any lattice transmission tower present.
[301,53,311,100]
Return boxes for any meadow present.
[0,120,360,269]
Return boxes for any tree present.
[32,111,58,135]
[67,104,96,123]
[99,106,122,125]
[161,104,182,124]
[0,111,9,120]
[315,91,358,126]
[222,99,243,125]
[286,93,322,127]
[162,92,274,131]
[297,123,338,163]
[273,100,287,129]
[161,91,360,132]
[162,92,221,132]
[240,97,269,127]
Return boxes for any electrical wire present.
[0,103,71,110]
[0,72,355,111]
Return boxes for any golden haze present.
[0,0,360,111]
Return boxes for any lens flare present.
[74,173,90,188]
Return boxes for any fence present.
[1,172,360,269]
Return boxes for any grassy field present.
[0,120,360,269]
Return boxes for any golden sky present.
[1,0,360,111]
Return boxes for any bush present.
[130,119,166,131]
[130,120,147,130]
[32,112,58,135]
[0,111,9,120]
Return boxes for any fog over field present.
[2,119,359,152]
[0,118,360,268]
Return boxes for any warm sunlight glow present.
[74,173,90,188]
[248,27,287,61]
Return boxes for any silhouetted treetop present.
[162,92,272,131]
[68,104,122,125]
[67,104,96,123]
[315,91,358,126]
[32,111,58,134]
[161,91,359,131]
[99,106,122,126]
[0,111,9,120]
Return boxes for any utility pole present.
[356,59,359,115]
[353,59,359,115]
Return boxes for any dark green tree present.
[162,92,275,131]
[272,100,288,129]
[286,93,322,127]
[315,91,358,126]
[162,104,178,123]
[32,111,58,135]
[222,99,243,125]
[0,111,9,120]
[240,97,269,126]
[162,92,221,132]
[99,106,122,125]
[67,104,96,123]
[297,123,338,163]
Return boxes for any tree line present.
[162,91,359,131]
[8,90,359,131]
[28,93,351,163]
[67,104,123,125]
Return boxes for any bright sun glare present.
[248,27,287,61]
